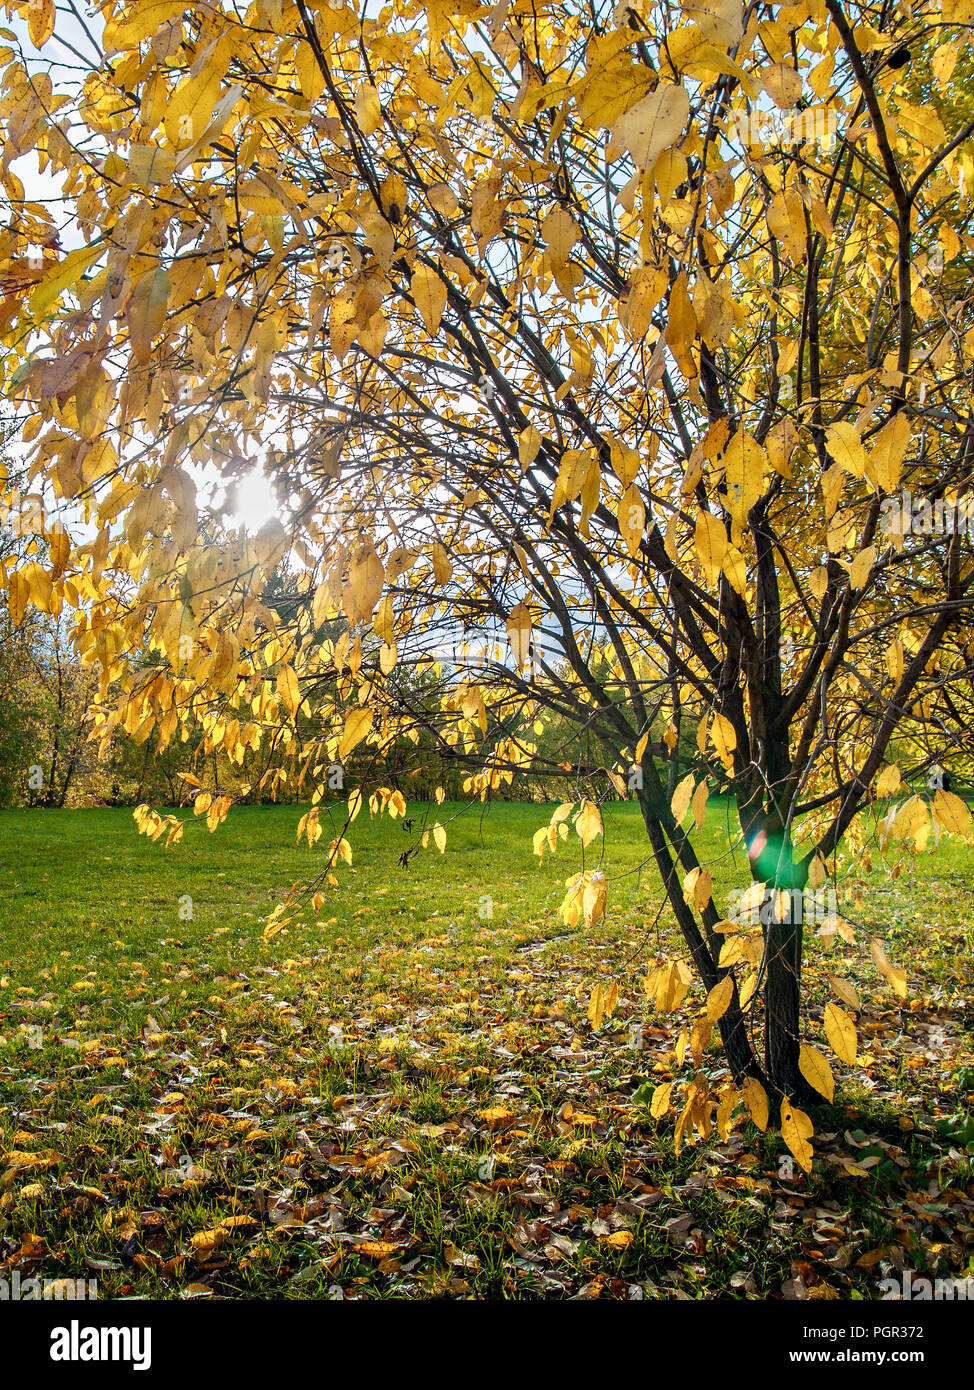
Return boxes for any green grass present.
[0,799,971,1300]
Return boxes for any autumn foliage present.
[3,0,974,1168]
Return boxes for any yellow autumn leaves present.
[533,800,610,928]
[635,1058,816,1171]
[26,0,55,47]
[876,770,972,857]
[686,426,767,595]
[634,875,920,1166]
[609,82,690,172]
[533,797,603,861]
[673,405,915,598]
[125,269,171,365]
[410,263,447,335]
[338,706,373,759]
[3,541,74,625]
[559,870,608,930]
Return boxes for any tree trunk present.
[57,756,77,808]
[739,803,819,1104]
[637,792,764,1086]
[763,903,808,1100]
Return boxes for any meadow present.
[0,799,971,1300]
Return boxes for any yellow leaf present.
[869,414,910,493]
[892,793,927,842]
[876,765,902,798]
[869,938,908,999]
[896,100,946,149]
[128,145,175,186]
[810,565,828,604]
[276,665,300,716]
[722,429,767,526]
[684,0,743,46]
[799,1044,835,1102]
[103,0,188,52]
[933,789,970,835]
[824,1002,857,1065]
[582,871,607,926]
[518,425,541,469]
[20,563,49,615]
[849,546,876,591]
[431,541,452,586]
[780,1097,814,1173]
[670,771,695,825]
[432,822,446,853]
[28,0,55,48]
[932,42,958,84]
[588,983,604,1031]
[575,799,603,847]
[706,976,733,1023]
[807,853,826,890]
[826,422,867,479]
[620,265,666,339]
[710,712,736,767]
[428,182,460,217]
[611,83,690,170]
[48,524,70,575]
[343,545,383,624]
[650,1082,672,1118]
[666,270,698,381]
[339,706,373,759]
[722,545,747,596]
[742,1076,768,1131]
[506,601,532,667]
[602,1230,634,1250]
[356,1239,400,1259]
[683,866,712,911]
[767,187,806,261]
[410,263,447,334]
[220,1215,258,1232]
[604,979,618,1019]
[190,1227,227,1258]
[541,206,580,265]
[618,484,645,555]
[694,511,727,586]
[6,570,29,628]
[126,268,170,365]
[355,84,382,134]
[828,975,861,1011]
[28,242,103,320]
[647,959,691,1013]
[164,68,222,149]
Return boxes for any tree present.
[3,0,974,1161]
[0,448,97,805]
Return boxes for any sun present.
[221,468,281,533]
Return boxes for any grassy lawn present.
[0,799,971,1300]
